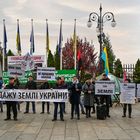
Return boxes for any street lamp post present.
[87,4,116,74]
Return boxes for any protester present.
[122,78,132,118]
[82,78,95,118]
[4,77,18,121]
[100,73,111,118]
[61,76,67,113]
[69,76,82,120]
[14,77,21,112]
[0,77,3,112]
[40,79,50,114]
[24,75,37,114]
[52,77,64,121]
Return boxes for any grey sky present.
[0,0,140,64]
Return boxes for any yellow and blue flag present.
[16,20,21,55]
[101,47,109,75]
[30,20,35,55]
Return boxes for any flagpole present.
[30,19,33,56]
[3,19,5,72]
[46,19,48,67]
[60,19,63,70]
[17,19,21,56]
[74,19,77,70]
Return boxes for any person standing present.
[0,77,3,112]
[122,79,132,118]
[24,76,37,114]
[40,79,50,114]
[82,78,95,118]
[4,77,18,121]
[52,77,64,121]
[100,73,111,118]
[69,76,82,120]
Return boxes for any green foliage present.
[47,50,55,67]
[103,35,116,74]
[114,59,123,78]
[133,59,140,83]
[54,44,60,70]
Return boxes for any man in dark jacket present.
[52,77,64,121]
[100,73,111,118]
[24,76,37,114]
[4,77,18,121]
[69,76,82,120]
[40,80,50,114]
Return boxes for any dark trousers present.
[53,102,63,119]
[71,103,80,118]
[85,106,91,117]
[17,102,20,111]
[100,96,110,116]
[25,102,36,113]
[0,102,3,112]
[42,102,50,112]
[123,104,132,116]
[6,102,17,119]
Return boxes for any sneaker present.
[52,119,57,121]
[40,112,44,114]
[122,115,126,117]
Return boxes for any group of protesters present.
[0,73,132,121]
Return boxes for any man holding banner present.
[24,75,37,114]
[4,77,18,121]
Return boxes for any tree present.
[114,58,123,78]
[133,59,140,83]
[47,50,55,67]
[103,35,116,74]
[62,38,98,75]
[54,44,60,70]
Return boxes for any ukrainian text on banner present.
[95,81,115,95]
[0,89,68,102]
[120,83,136,104]
[137,84,140,98]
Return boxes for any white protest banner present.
[120,83,136,104]
[8,55,45,64]
[136,84,140,98]
[37,67,56,81]
[95,81,115,95]
[0,89,68,102]
[8,65,25,77]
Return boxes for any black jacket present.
[40,82,50,89]
[25,80,37,89]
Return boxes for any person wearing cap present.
[24,75,37,114]
[4,77,18,121]
[100,73,111,118]
[40,79,50,114]
[52,77,64,121]
[82,77,95,118]
[122,78,132,118]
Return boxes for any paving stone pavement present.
[0,102,140,140]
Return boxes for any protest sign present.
[8,65,25,77]
[56,70,76,82]
[37,67,56,81]
[120,83,136,104]
[137,84,140,98]
[95,81,115,95]
[0,89,68,102]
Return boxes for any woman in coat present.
[82,78,95,118]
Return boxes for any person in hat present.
[82,77,95,118]
[4,77,18,121]
[24,75,37,114]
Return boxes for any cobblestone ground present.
[0,102,140,140]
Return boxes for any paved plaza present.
[0,102,140,140]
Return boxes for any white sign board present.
[120,83,136,104]
[137,84,140,98]
[8,65,25,77]
[0,89,68,102]
[8,55,45,65]
[95,81,115,95]
[37,67,56,81]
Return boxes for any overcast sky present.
[0,0,140,64]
